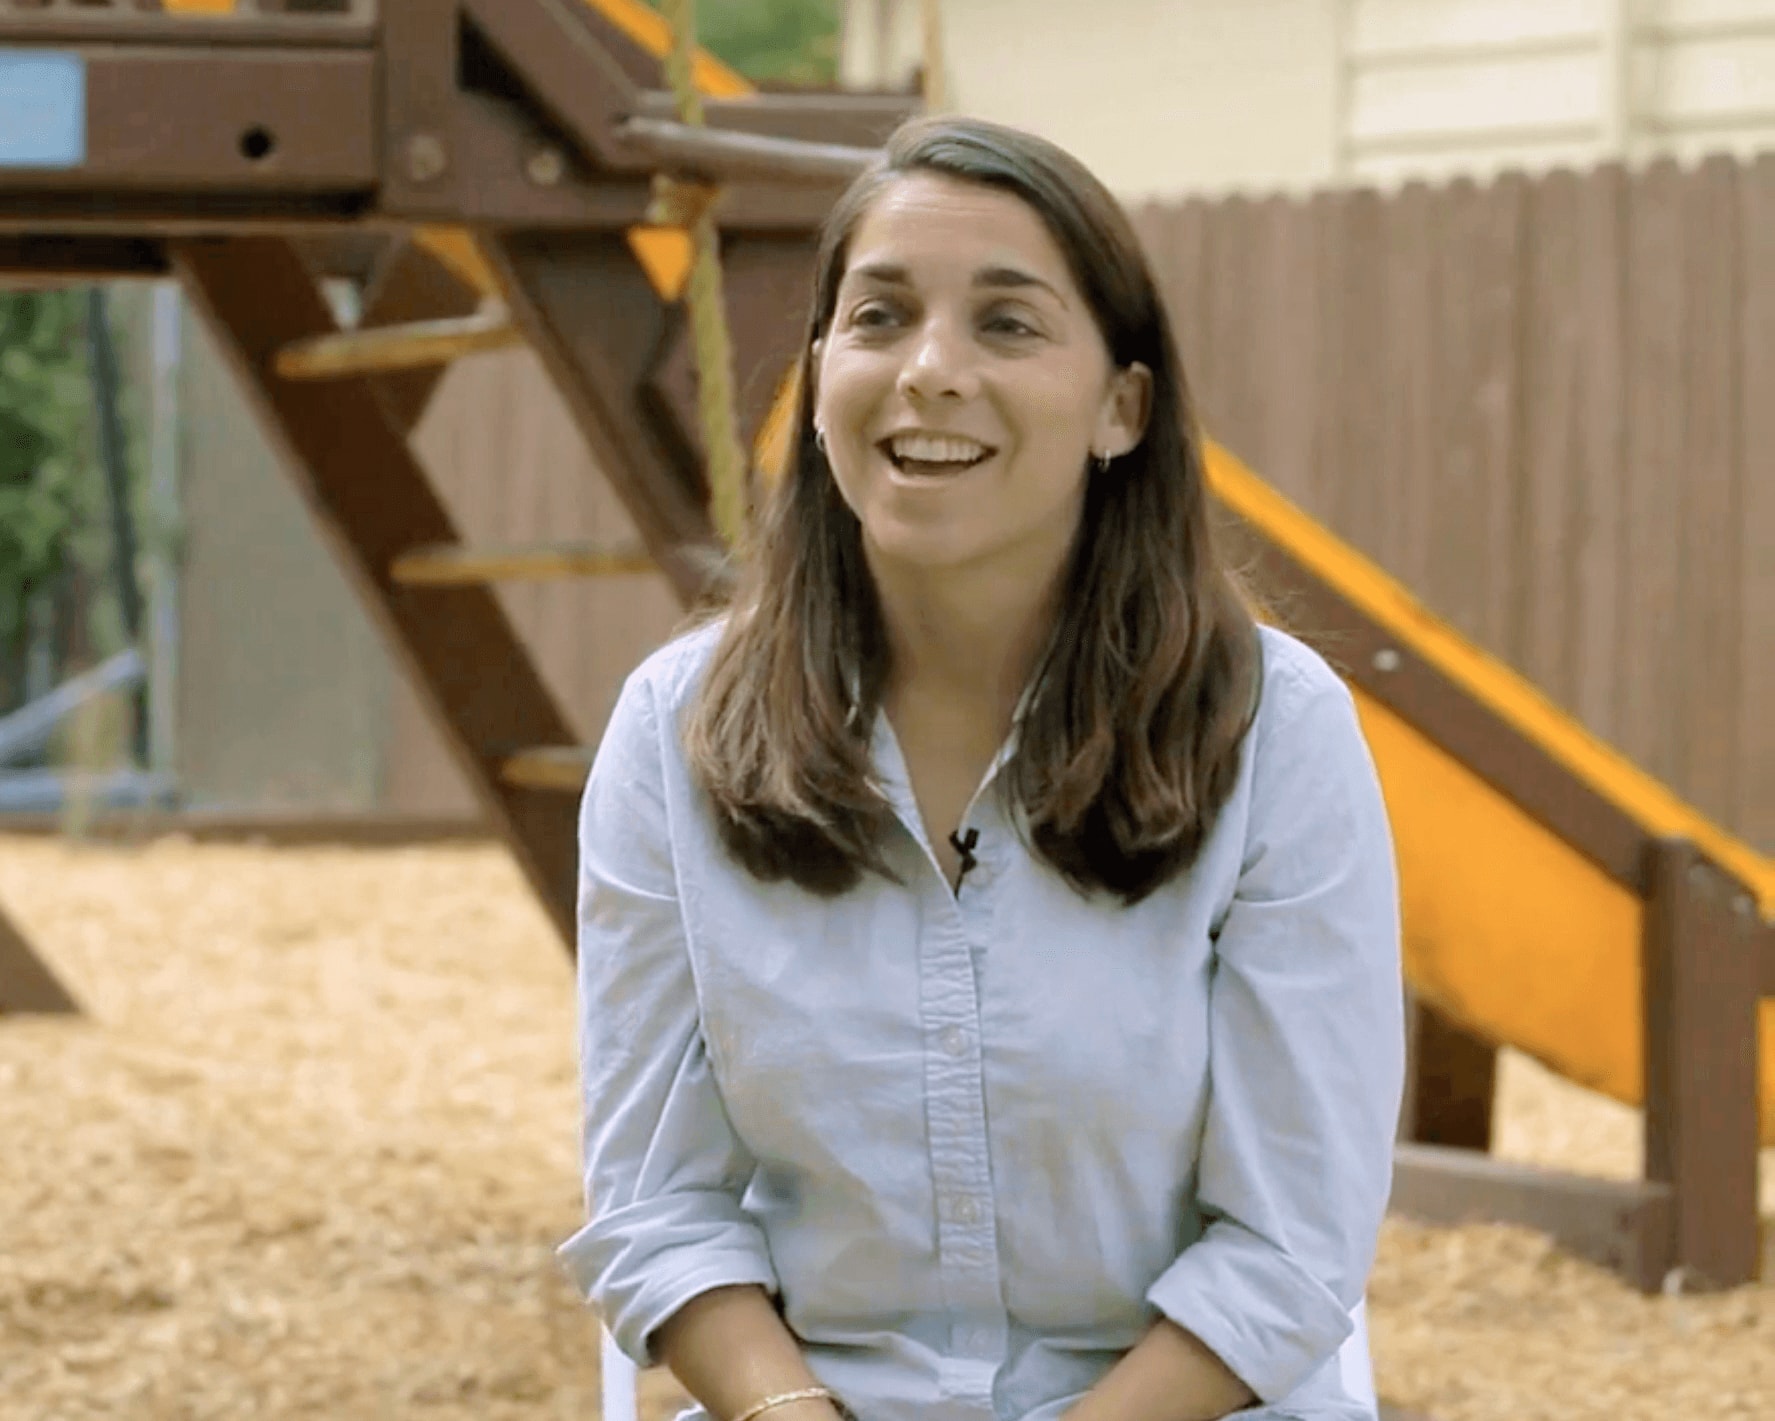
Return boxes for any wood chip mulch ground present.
[1,835,1769,1421]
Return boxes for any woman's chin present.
[862,523,985,574]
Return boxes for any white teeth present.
[888,433,989,465]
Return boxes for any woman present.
[560,116,1403,1421]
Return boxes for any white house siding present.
[1346,0,1775,185]
[1644,0,1775,164]
[841,0,1342,198]
[840,0,1775,194]
[839,0,925,91]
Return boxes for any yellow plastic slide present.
[1207,445,1775,1143]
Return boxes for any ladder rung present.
[390,541,658,586]
[275,306,524,380]
[501,745,596,792]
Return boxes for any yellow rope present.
[659,0,749,553]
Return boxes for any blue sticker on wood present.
[0,51,86,169]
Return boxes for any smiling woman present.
[813,174,1149,587]
[690,119,1259,904]
[559,117,1404,1421]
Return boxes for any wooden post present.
[1641,838,1761,1290]
[1400,994,1499,1151]
[0,903,79,1015]
[355,237,485,435]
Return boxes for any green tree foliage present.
[0,286,145,720]
[647,0,840,88]
[0,290,91,688]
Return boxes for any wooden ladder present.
[171,225,815,940]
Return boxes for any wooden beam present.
[0,234,168,281]
[615,117,878,186]
[1399,996,1497,1151]
[1641,839,1763,1290]
[459,0,638,171]
[0,48,377,193]
[1390,1143,1674,1289]
[391,541,657,585]
[378,0,465,220]
[0,903,79,1016]
[483,229,724,605]
[631,91,918,150]
[355,235,488,434]
[0,7,377,46]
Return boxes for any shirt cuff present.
[1145,1221,1356,1404]
[556,1192,780,1366]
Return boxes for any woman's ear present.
[1097,362,1153,461]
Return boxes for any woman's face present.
[813,173,1148,582]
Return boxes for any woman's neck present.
[870,551,1063,728]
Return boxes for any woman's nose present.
[896,319,977,402]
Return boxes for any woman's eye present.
[850,301,903,329]
[982,310,1039,337]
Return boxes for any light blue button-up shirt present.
[560,621,1404,1421]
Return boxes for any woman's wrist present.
[761,1401,846,1421]
[731,1396,849,1421]
[1061,1318,1255,1421]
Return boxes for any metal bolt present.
[1734,894,1754,919]
[1372,648,1401,673]
[526,146,566,187]
[404,132,448,184]
[1687,862,1708,889]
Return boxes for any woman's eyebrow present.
[843,261,1066,307]
[846,261,910,286]
[973,265,1067,307]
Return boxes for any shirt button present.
[939,1025,968,1058]
[952,1196,982,1226]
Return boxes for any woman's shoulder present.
[1252,622,1356,739]
[619,615,729,715]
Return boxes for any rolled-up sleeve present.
[1147,674,1404,1404]
[555,669,778,1365]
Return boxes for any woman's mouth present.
[877,432,996,478]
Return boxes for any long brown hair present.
[683,116,1261,906]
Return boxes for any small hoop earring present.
[1093,450,1112,473]
[815,426,829,456]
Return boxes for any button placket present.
[919,893,1005,1331]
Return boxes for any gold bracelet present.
[729,1387,839,1421]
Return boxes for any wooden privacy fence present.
[1133,153,1775,853]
